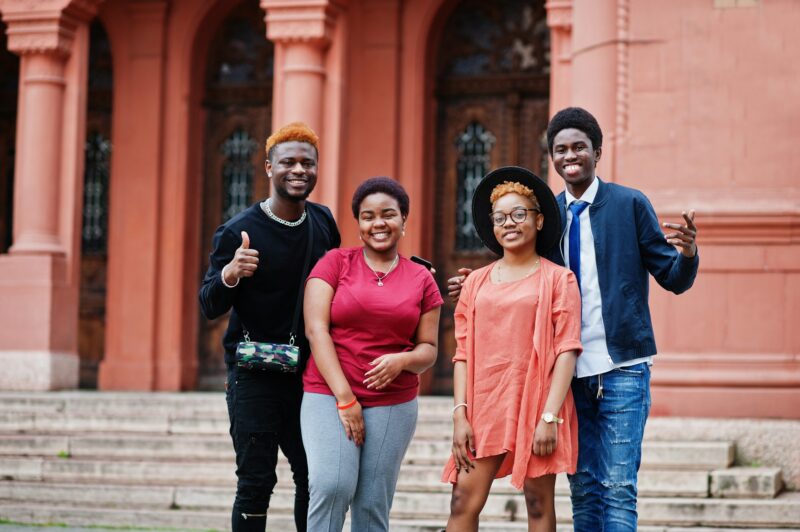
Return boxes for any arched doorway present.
[0,21,19,254]
[197,1,274,390]
[78,20,114,388]
[430,0,551,394]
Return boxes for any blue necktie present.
[568,201,589,291]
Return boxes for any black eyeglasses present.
[490,208,540,226]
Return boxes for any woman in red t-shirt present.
[302,176,443,532]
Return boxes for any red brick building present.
[0,0,797,418]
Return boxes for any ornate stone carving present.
[1,0,101,56]
[437,0,550,79]
[260,0,346,45]
[4,18,75,56]
[545,0,572,31]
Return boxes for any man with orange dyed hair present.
[199,122,341,531]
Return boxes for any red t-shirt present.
[303,247,444,407]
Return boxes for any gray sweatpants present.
[300,392,418,532]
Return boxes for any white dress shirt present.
[564,177,652,378]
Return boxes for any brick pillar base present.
[0,254,79,390]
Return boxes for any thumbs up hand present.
[222,231,260,286]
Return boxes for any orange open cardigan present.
[442,258,582,490]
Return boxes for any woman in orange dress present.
[442,166,582,532]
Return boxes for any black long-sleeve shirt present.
[199,202,340,367]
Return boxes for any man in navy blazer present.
[546,107,698,531]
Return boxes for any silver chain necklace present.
[362,249,399,287]
[261,199,306,227]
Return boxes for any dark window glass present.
[82,132,111,254]
[208,3,273,87]
[221,128,259,221]
[455,121,496,251]
[0,21,19,253]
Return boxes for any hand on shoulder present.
[447,267,473,303]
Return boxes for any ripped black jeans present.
[226,366,309,532]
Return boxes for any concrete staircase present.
[0,392,797,531]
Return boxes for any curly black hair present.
[351,177,410,219]
[546,107,603,155]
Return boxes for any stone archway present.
[428,0,552,394]
[196,0,274,390]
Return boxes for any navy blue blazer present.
[546,178,699,363]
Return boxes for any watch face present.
[543,413,553,423]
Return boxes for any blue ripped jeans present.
[568,363,651,532]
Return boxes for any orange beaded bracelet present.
[336,397,358,410]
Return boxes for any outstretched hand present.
[662,210,697,258]
[223,231,259,285]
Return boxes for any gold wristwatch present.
[541,412,564,424]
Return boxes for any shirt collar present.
[565,176,600,206]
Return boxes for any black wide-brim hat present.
[472,166,562,256]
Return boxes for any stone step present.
[1,481,798,527]
[642,441,735,470]
[0,392,227,416]
[2,503,796,532]
[0,391,451,412]
[0,457,711,498]
[0,502,233,531]
[0,392,446,418]
[0,480,177,509]
[403,439,734,470]
[711,467,783,498]
[0,432,734,471]
[0,411,174,433]
[0,410,752,467]
[390,491,800,527]
[0,435,69,457]
[0,410,463,436]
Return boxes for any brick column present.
[567,0,620,178]
[0,0,98,390]
[261,0,347,213]
[98,0,169,390]
[546,0,573,120]
[262,0,341,131]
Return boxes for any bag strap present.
[241,207,315,346]
[288,209,315,345]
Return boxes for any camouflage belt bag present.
[235,209,313,375]
[235,330,299,374]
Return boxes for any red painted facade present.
[0,0,797,418]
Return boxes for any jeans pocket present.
[614,362,647,376]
